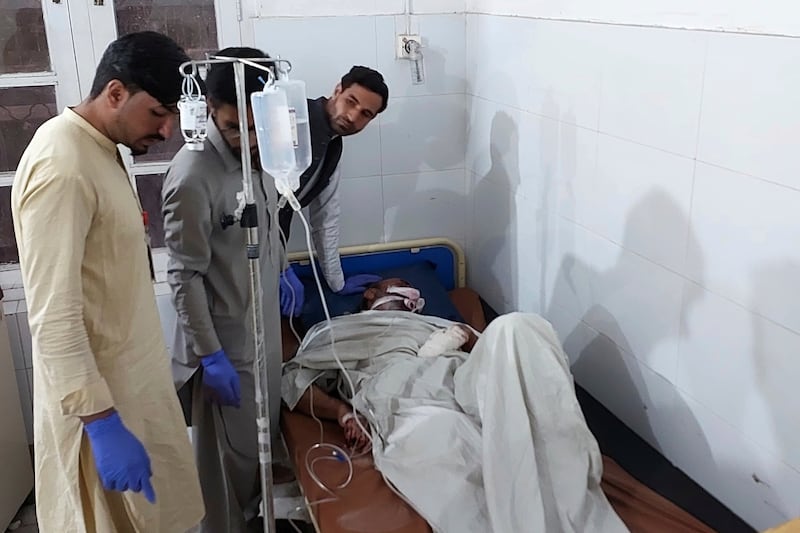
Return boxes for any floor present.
[6,437,311,533]
[7,496,311,533]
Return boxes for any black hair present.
[341,66,388,113]
[89,31,189,108]
[204,47,273,107]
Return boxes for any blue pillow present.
[299,260,464,327]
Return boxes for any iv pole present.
[178,55,293,533]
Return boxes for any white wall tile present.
[284,213,309,254]
[0,267,22,289]
[253,16,379,98]
[258,0,464,17]
[400,0,466,14]
[553,122,598,227]
[686,163,800,333]
[337,176,386,247]
[553,298,800,528]
[285,176,386,253]
[15,369,33,445]
[661,390,800,530]
[3,299,18,316]
[339,125,383,180]
[514,194,558,314]
[467,16,603,130]
[375,14,466,98]
[258,0,378,17]
[697,32,800,191]
[466,0,800,38]
[464,15,531,109]
[380,94,467,174]
[382,169,467,245]
[563,316,680,452]
[3,287,24,301]
[17,311,31,369]
[677,282,800,472]
[466,171,516,312]
[5,313,24,371]
[587,135,695,273]
[465,97,521,188]
[546,220,683,383]
[597,25,707,157]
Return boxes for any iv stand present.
[178,55,292,533]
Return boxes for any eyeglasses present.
[218,124,257,140]
[211,113,256,141]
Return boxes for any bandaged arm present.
[418,324,479,357]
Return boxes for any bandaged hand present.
[338,410,371,454]
[418,325,470,358]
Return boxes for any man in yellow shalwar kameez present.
[11,31,205,532]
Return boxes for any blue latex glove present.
[84,412,156,503]
[200,349,241,407]
[337,274,382,296]
[279,266,305,317]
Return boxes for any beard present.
[129,135,165,156]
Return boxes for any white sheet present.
[282,311,629,533]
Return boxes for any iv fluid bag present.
[178,95,208,151]
[274,77,313,188]
[251,85,297,193]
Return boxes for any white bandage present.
[417,325,469,358]
[340,412,356,424]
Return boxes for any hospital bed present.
[279,238,754,533]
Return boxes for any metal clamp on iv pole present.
[177,54,302,533]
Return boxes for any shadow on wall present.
[751,261,800,519]
[533,89,571,315]
[467,108,519,312]
[547,190,724,514]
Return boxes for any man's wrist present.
[80,407,116,425]
[336,404,351,424]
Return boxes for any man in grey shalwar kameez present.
[162,47,284,533]
[282,278,630,533]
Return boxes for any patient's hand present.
[455,324,479,352]
[337,407,371,454]
[418,325,470,357]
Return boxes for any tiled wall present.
[463,12,800,530]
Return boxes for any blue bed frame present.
[288,238,465,292]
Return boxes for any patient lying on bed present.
[282,278,629,533]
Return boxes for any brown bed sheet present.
[280,288,714,533]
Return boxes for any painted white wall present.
[463,10,800,531]
[257,0,465,17]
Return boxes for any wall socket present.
[396,34,421,59]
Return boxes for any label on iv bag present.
[288,107,299,148]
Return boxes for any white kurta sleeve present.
[308,166,345,292]
[162,172,221,357]
[15,164,114,417]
